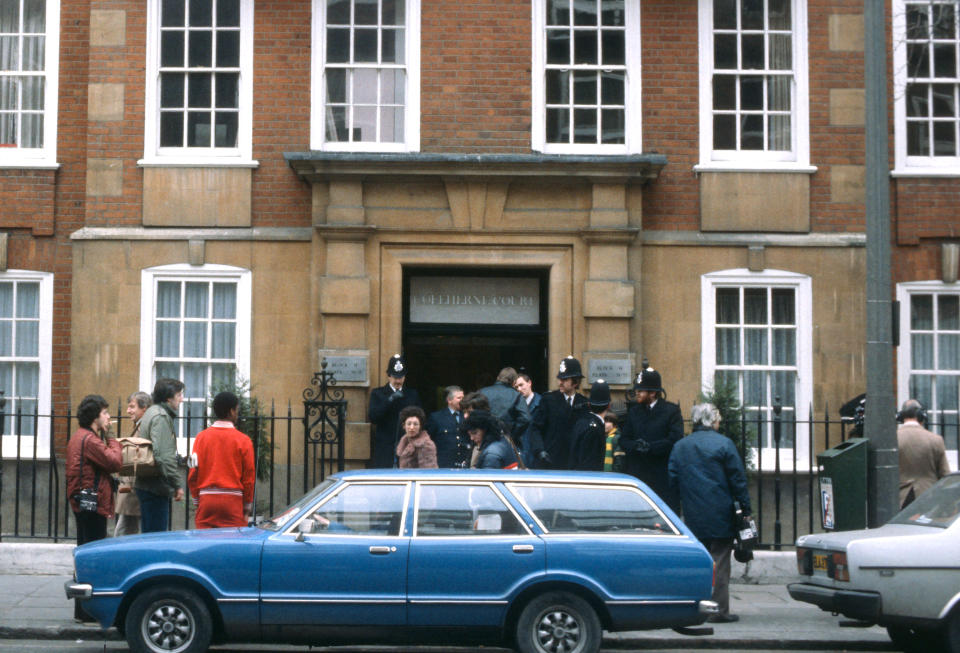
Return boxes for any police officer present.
[527,356,588,469]
[569,379,610,471]
[368,354,421,468]
[620,366,683,513]
[425,385,465,468]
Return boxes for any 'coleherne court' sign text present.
[409,277,540,325]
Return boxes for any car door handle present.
[369,546,396,555]
[512,544,535,554]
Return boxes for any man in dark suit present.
[526,356,588,470]
[620,366,683,513]
[368,354,421,468]
[569,379,610,471]
[426,385,465,468]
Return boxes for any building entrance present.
[401,268,549,413]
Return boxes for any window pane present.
[211,363,236,388]
[714,75,736,110]
[188,31,213,67]
[188,74,211,108]
[189,0,212,27]
[548,0,570,26]
[573,0,597,26]
[908,43,930,78]
[934,43,956,78]
[600,108,624,144]
[326,105,347,141]
[573,108,596,143]
[382,28,404,64]
[907,5,928,39]
[907,121,929,155]
[211,322,235,359]
[913,333,934,369]
[162,0,186,27]
[212,283,236,318]
[546,107,569,143]
[717,328,740,365]
[771,288,795,324]
[355,0,378,25]
[741,34,764,69]
[161,72,185,107]
[379,106,402,141]
[740,114,763,149]
[933,121,956,156]
[15,283,39,318]
[215,73,238,108]
[713,114,736,149]
[354,28,378,63]
[744,328,767,364]
[910,374,933,408]
[382,0,404,26]
[573,71,596,104]
[23,36,43,70]
[187,111,211,146]
[216,30,240,67]
[713,0,735,30]
[741,75,763,110]
[214,112,237,147]
[932,84,955,117]
[21,114,41,148]
[0,36,18,71]
[326,28,350,63]
[160,112,184,146]
[546,69,569,104]
[744,288,766,324]
[717,287,739,323]
[0,283,10,317]
[509,485,674,534]
[714,34,737,69]
[355,105,376,141]
[161,31,185,67]
[573,30,598,65]
[0,323,9,356]
[157,282,181,318]
[768,0,790,30]
[601,30,624,66]
[416,484,524,536]
[310,484,405,536]
[938,375,959,412]
[912,294,934,329]
[327,0,350,24]
[24,0,45,32]
[156,322,180,357]
[940,334,960,370]
[546,29,570,64]
[600,0,623,26]
[217,0,240,27]
[769,34,791,70]
[772,328,796,365]
[741,0,763,30]
[941,295,960,330]
[772,370,796,408]
[182,363,206,397]
[15,321,38,357]
[184,282,208,318]
[933,3,955,39]
[744,370,765,407]
[907,84,929,118]
[354,68,377,104]
[380,68,404,104]
[183,322,207,358]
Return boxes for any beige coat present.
[898,422,951,507]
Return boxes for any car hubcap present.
[536,608,582,653]
[143,601,194,653]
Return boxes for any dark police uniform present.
[367,355,421,468]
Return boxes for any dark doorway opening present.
[402,268,549,413]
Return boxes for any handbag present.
[72,434,101,513]
[732,500,758,563]
[119,436,158,477]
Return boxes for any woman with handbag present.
[65,394,121,620]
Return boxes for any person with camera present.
[66,394,121,620]
[368,354,421,468]
[668,403,751,624]
[897,398,951,508]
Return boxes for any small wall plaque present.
[323,355,368,383]
[587,359,632,385]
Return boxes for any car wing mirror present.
[295,519,315,542]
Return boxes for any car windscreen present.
[888,474,960,529]
[258,478,337,531]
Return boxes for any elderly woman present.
[463,410,520,469]
[66,394,122,621]
[395,406,438,468]
[668,403,751,624]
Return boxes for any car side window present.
[305,483,405,536]
[415,484,526,536]
[508,484,678,535]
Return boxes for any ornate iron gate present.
[301,359,347,492]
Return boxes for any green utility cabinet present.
[817,437,868,531]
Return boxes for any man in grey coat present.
[668,403,751,624]
[134,378,185,532]
[479,367,530,438]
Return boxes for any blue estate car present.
[66,469,717,653]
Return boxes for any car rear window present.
[507,483,678,535]
[889,474,960,529]
[415,483,527,536]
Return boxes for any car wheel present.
[515,591,601,653]
[125,586,213,653]
[946,608,960,653]
[886,624,941,652]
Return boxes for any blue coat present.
[667,426,751,542]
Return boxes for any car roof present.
[329,468,640,484]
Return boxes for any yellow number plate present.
[813,553,829,573]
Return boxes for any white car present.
[788,473,960,652]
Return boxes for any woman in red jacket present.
[66,395,122,544]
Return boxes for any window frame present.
[142,0,255,166]
[701,268,813,471]
[413,481,531,537]
[530,0,642,154]
[897,280,960,467]
[892,0,960,175]
[696,0,810,171]
[310,0,421,152]
[138,263,251,440]
[0,0,60,168]
[286,481,411,538]
[0,269,53,459]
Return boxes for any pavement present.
[0,543,894,650]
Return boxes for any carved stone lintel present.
[579,227,641,245]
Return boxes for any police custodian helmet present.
[557,355,583,380]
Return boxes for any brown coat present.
[898,422,952,507]
[66,427,122,518]
[396,430,438,469]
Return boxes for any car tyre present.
[886,624,941,653]
[515,591,601,653]
[125,586,213,653]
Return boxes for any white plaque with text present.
[409,277,540,325]
[587,359,632,385]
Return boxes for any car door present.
[406,481,545,626]
[260,481,410,626]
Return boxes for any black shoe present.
[707,613,740,623]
